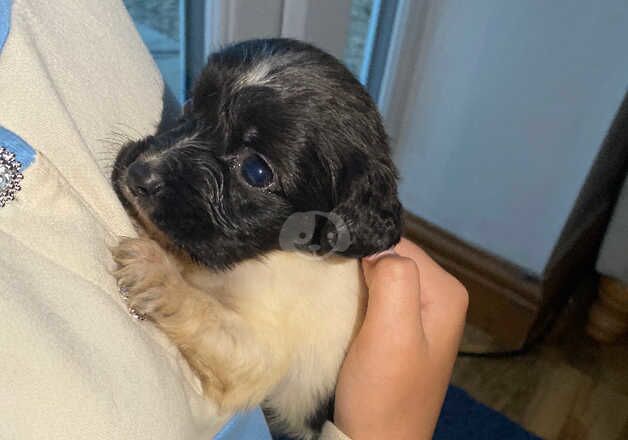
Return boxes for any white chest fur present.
[184,251,367,437]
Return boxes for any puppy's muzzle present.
[126,160,163,198]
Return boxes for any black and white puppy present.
[111,38,402,439]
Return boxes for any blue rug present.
[275,385,540,439]
[434,386,540,439]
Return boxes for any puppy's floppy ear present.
[327,153,402,258]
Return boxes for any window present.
[122,0,400,108]
[123,0,184,101]
[345,0,399,101]
[344,0,378,83]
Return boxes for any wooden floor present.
[453,301,628,439]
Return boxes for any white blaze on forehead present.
[141,134,203,163]
[235,61,273,89]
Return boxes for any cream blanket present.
[0,0,223,438]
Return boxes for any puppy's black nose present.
[126,161,163,197]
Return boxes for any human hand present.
[334,238,468,439]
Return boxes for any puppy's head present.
[112,38,401,269]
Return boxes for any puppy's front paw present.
[111,237,182,318]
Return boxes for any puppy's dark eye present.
[241,153,273,187]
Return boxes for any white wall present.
[395,0,628,275]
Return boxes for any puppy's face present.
[112,39,401,269]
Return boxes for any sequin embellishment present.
[0,146,23,207]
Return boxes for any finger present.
[395,238,468,319]
[394,238,455,303]
[421,290,467,360]
[361,255,424,344]
[394,238,468,354]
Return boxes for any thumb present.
[361,254,423,342]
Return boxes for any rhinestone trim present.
[0,146,23,207]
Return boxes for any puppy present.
[111,38,402,439]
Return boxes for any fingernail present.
[364,248,397,262]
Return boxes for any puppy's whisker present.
[112,122,144,140]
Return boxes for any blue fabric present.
[214,407,272,440]
[0,0,10,53]
[274,385,539,440]
[0,127,36,170]
[433,386,541,439]
[0,2,35,171]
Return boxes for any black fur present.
[113,38,402,270]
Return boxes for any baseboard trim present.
[403,204,608,349]
[403,211,542,348]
